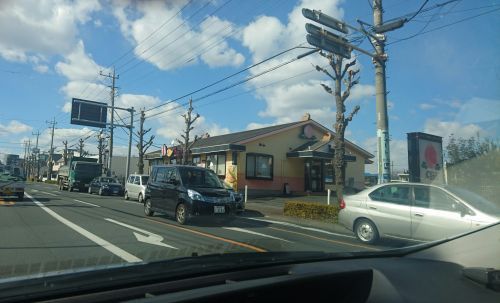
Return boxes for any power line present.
[406,0,430,23]
[388,7,500,45]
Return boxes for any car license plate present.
[214,206,225,214]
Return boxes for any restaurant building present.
[145,115,373,195]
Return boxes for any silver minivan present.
[338,182,500,244]
[124,174,149,203]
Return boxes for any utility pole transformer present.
[373,0,391,183]
[47,118,57,180]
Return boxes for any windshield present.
[74,163,101,175]
[447,187,500,216]
[179,167,224,189]
[1,0,499,288]
[101,177,118,183]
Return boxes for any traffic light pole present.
[373,0,391,183]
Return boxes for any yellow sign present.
[166,148,173,157]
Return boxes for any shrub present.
[284,201,339,223]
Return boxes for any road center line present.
[73,199,100,208]
[39,191,58,197]
[145,218,267,253]
[247,217,356,239]
[25,193,142,263]
[223,227,292,243]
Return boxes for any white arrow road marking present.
[73,199,100,208]
[223,227,292,243]
[247,218,355,239]
[105,218,178,249]
[26,193,142,263]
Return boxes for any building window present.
[206,153,226,176]
[192,155,201,165]
[246,153,273,180]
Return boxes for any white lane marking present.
[39,191,58,197]
[123,200,141,204]
[25,193,142,263]
[73,199,100,208]
[105,218,178,249]
[223,227,292,243]
[31,189,39,192]
[247,218,356,239]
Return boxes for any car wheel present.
[175,203,188,225]
[88,187,92,194]
[144,199,154,216]
[98,188,103,196]
[17,193,24,201]
[124,191,129,200]
[138,193,144,204]
[354,219,379,244]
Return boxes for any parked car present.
[144,165,238,225]
[124,174,149,203]
[338,182,500,244]
[223,182,245,214]
[88,176,124,196]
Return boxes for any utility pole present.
[97,130,108,174]
[62,140,68,165]
[373,0,391,184]
[46,118,57,180]
[125,107,135,179]
[32,130,40,180]
[23,140,30,177]
[78,138,85,156]
[176,98,200,165]
[100,67,119,176]
[137,109,155,174]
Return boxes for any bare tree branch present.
[346,105,360,123]
[315,65,336,81]
[341,59,357,79]
[321,83,333,95]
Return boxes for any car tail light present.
[339,199,346,209]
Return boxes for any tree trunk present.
[333,58,346,204]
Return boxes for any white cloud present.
[363,137,408,174]
[55,40,108,82]
[0,120,33,136]
[0,0,101,63]
[111,1,244,70]
[423,119,485,146]
[34,64,49,73]
[454,97,500,125]
[419,103,436,110]
[240,0,371,128]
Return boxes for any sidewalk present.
[241,195,353,235]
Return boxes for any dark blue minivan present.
[144,165,237,224]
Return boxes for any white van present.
[124,174,149,203]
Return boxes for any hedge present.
[284,201,339,223]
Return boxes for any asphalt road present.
[0,182,388,279]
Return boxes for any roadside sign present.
[161,144,167,156]
[71,98,108,128]
[302,8,349,34]
[306,34,351,59]
[305,23,348,44]
[343,155,356,162]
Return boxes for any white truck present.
[0,172,25,201]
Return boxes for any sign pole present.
[125,107,134,182]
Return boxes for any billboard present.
[407,132,444,184]
[71,98,108,128]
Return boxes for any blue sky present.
[0,0,499,172]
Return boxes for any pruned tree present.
[316,52,361,204]
[137,109,155,174]
[176,98,200,165]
